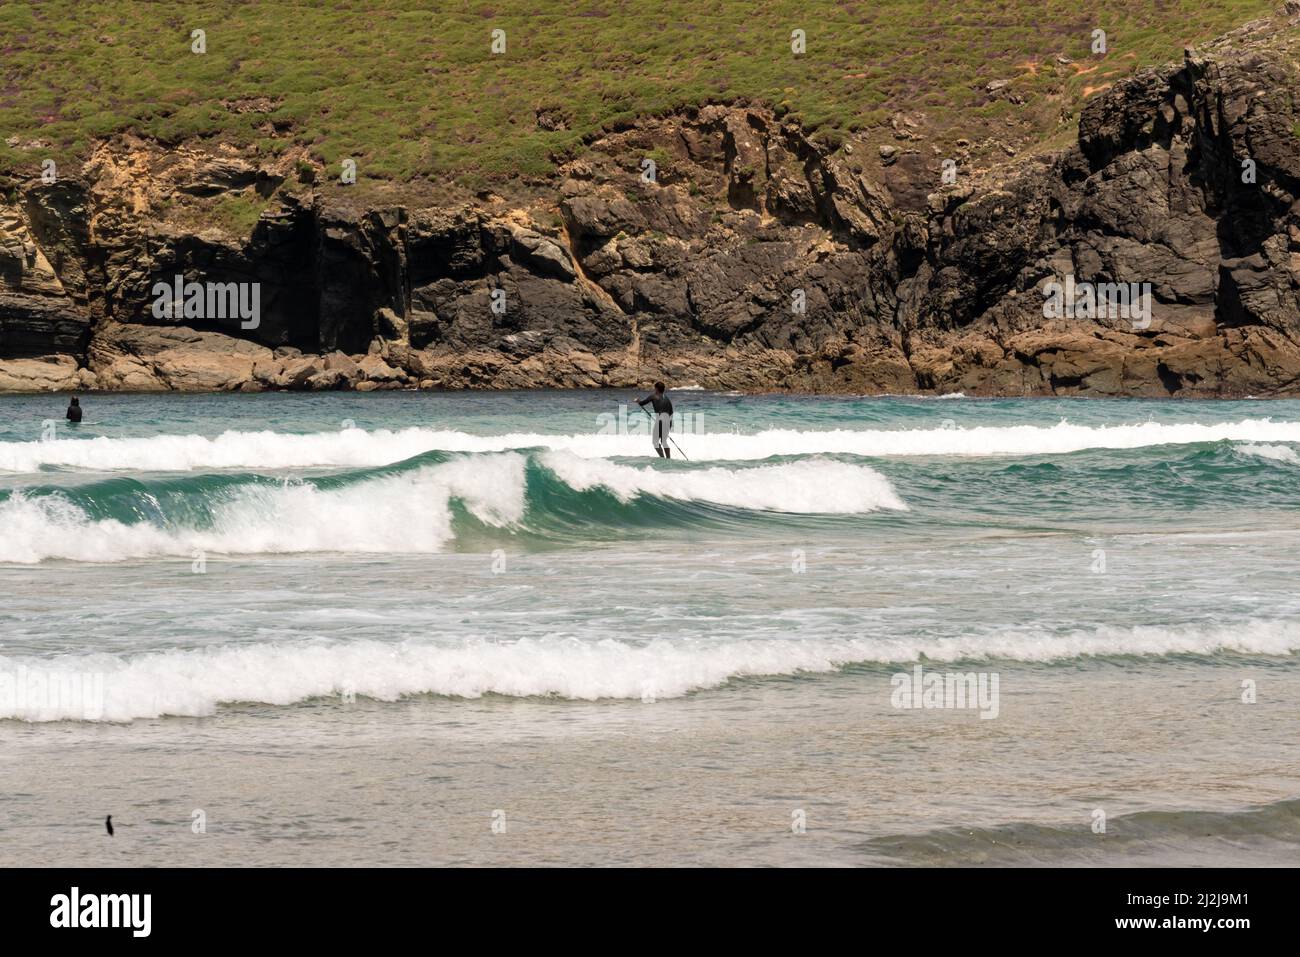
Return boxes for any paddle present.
[637,404,689,460]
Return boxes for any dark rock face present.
[0,290,88,358]
[0,185,93,359]
[5,10,1300,394]
[894,15,1300,397]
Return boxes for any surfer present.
[66,396,82,424]
[636,382,673,458]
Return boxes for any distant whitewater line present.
[2,620,1296,721]
[0,453,905,563]
[4,419,1300,471]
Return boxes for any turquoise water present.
[0,390,1296,865]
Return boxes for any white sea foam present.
[0,453,905,562]
[1235,443,1300,464]
[5,419,1300,472]
[540,452,907,513]
[0,453,528,563]
[2,619,1295,721]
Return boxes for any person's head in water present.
[654,381,665,395]
[69,397,79,407]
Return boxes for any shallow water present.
[0,390,1296,865]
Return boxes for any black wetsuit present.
[66,402,82,423]
[637,393,673,457]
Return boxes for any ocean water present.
[0,389,1296,866]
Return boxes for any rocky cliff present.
[5,9,1300,395]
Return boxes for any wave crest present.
[5,419,1300,471]
[0,452,904,563]
[2,619,1295,721]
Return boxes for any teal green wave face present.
[4,435,1300,552]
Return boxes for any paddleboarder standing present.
[636,382,674,458]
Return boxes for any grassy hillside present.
[0,0,1277,192]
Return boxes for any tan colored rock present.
[0,355,84,392]
[94,356,168,391]
[280,356,323,388]
[252,356,289,388]
[357,354,403,382]
[0,208,64,297]
[375,307,408,341]
[323,351,362,385]
[306,369,350,390]
[154,350,263,391]
[88,321,273,392]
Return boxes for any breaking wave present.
[1,618,1295,721]
[4,419,1300,471]
[0,451,905,563]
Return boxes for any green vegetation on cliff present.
[0,0,1277,189]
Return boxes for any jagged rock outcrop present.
[5,7,1300,394]
[0,200,92,358]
